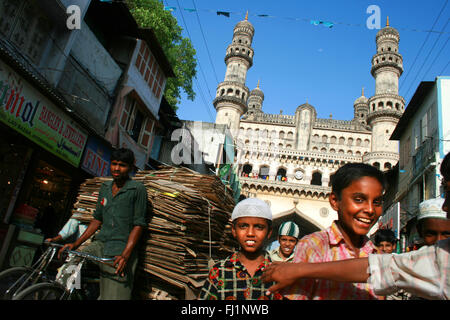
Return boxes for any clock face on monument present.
[295,171,303,180]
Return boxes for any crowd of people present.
[199,152,450,300]
[46,148,449,300]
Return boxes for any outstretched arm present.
[262,258,370,294]
[58,219,102,258]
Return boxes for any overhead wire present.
[174,0,216,121]
[191,0,220,84]
[404,17,450,99]
[399,0,448,94]
[422,34,449,78]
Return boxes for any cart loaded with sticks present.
[71,165,238,299]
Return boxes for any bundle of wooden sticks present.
[71,166,238,299]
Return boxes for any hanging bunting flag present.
[164,6,177,12]
[217,11,230,17]
[310,20,334,28]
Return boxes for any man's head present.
[110,148,135,182]
[231,198,272,255]
[441,152,450,217]
[374,229,396,253]
[277,221,299,259]
[417,198,450,246]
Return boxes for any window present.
[1,0,51,65]
[140,118,154,148]
[421,112,428,143]
[119,95,154,149]
[135,41,165,99]
[259,166,270,179]
[242,164,252,177]
[311,172,322,186]
[276,168,287,181]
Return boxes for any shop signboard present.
[378,202,400,239]
[0,59,88,167]
[81,136,111,177]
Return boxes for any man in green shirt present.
[60,148,148,299]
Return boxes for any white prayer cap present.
[231,198,272,221]
[418,198,447,221]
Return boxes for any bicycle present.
[0,241,61,299]
[11,242,115,300]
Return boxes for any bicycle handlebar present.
[44,241,115,266]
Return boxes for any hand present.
[113,255,128,277]
[46,235,62,243]
[261,262,304,295]
[58,243,75,259]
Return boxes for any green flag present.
[219,163,231,179]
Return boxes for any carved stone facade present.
[214,17,405,237]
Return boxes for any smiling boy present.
[198,198,282,300]
[263,152,450,300]
[283,163,385,300]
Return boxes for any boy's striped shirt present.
[284,220,379,300]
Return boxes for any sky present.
[163,0,450,123]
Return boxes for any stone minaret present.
[354,87,369,127]
[213,12,254,137]
[247,80,264,116]
[366,17,406,170]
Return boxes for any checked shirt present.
[198,251,283,300]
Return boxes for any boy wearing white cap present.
[417,198,450,246]
[198,198,282,300]
[270,221,300,262]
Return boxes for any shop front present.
[0,57,90,270]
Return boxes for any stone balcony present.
[240,176,331,199]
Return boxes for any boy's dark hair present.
[374,229,396,245]
[111,148,135,167]
[331,163,386,199]
[441,152,450,182]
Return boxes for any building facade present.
[213,16,406,239]
[0,0,176,270]
[390,76,450,249]
[0,0,119,269]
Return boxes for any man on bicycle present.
[60,148,148,300]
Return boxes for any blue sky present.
[164,0,450,123]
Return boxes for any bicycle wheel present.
[0,267,32,300]
[12,282,66,300]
